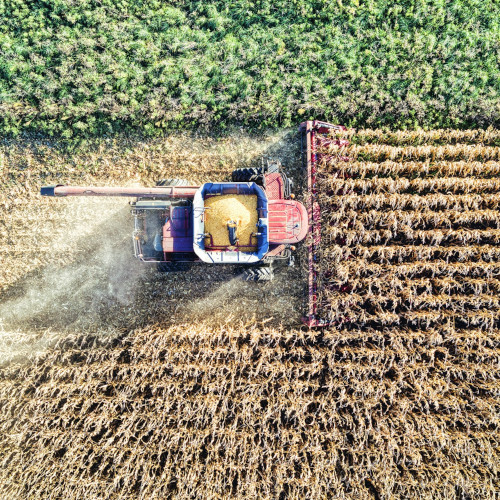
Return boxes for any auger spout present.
[40,184,199,198]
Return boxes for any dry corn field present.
[0,129,499,499]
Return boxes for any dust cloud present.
[0,194,306,364]
[0,197,146,363]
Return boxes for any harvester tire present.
[157,262,191,273]
[242,266,274,282]
[231,167,263,183]
[156,178,193,186]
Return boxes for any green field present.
[1,0,499,138]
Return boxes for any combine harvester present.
[41,160,306,281]
[41,121,347,326]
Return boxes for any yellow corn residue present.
[204,194,258,251]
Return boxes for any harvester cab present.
[41,161,308,282]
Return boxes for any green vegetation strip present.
[0,0,499,137]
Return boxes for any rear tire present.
[231,167,264,183]
[242,266,274,282]
[156,178,193,186]
[157,261,192,273]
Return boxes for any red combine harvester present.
[41,159,307,282]
[41,121,347,326]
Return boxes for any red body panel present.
[268,199,308,244]
[264,171,308,244]
[265,173,284,200]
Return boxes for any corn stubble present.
[1,130,500,499]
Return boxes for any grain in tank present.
[204,194,258,251]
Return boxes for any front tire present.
[241,266,274,282]
[232,160,281,184]
[231,167,264,183]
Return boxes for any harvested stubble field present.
[0,129,499,499]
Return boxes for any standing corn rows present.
[336,128,500,146]
[316,133,500,330]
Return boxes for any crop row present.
[319,160,500,179]
[334,128,500,146]
[321,143,500,162]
